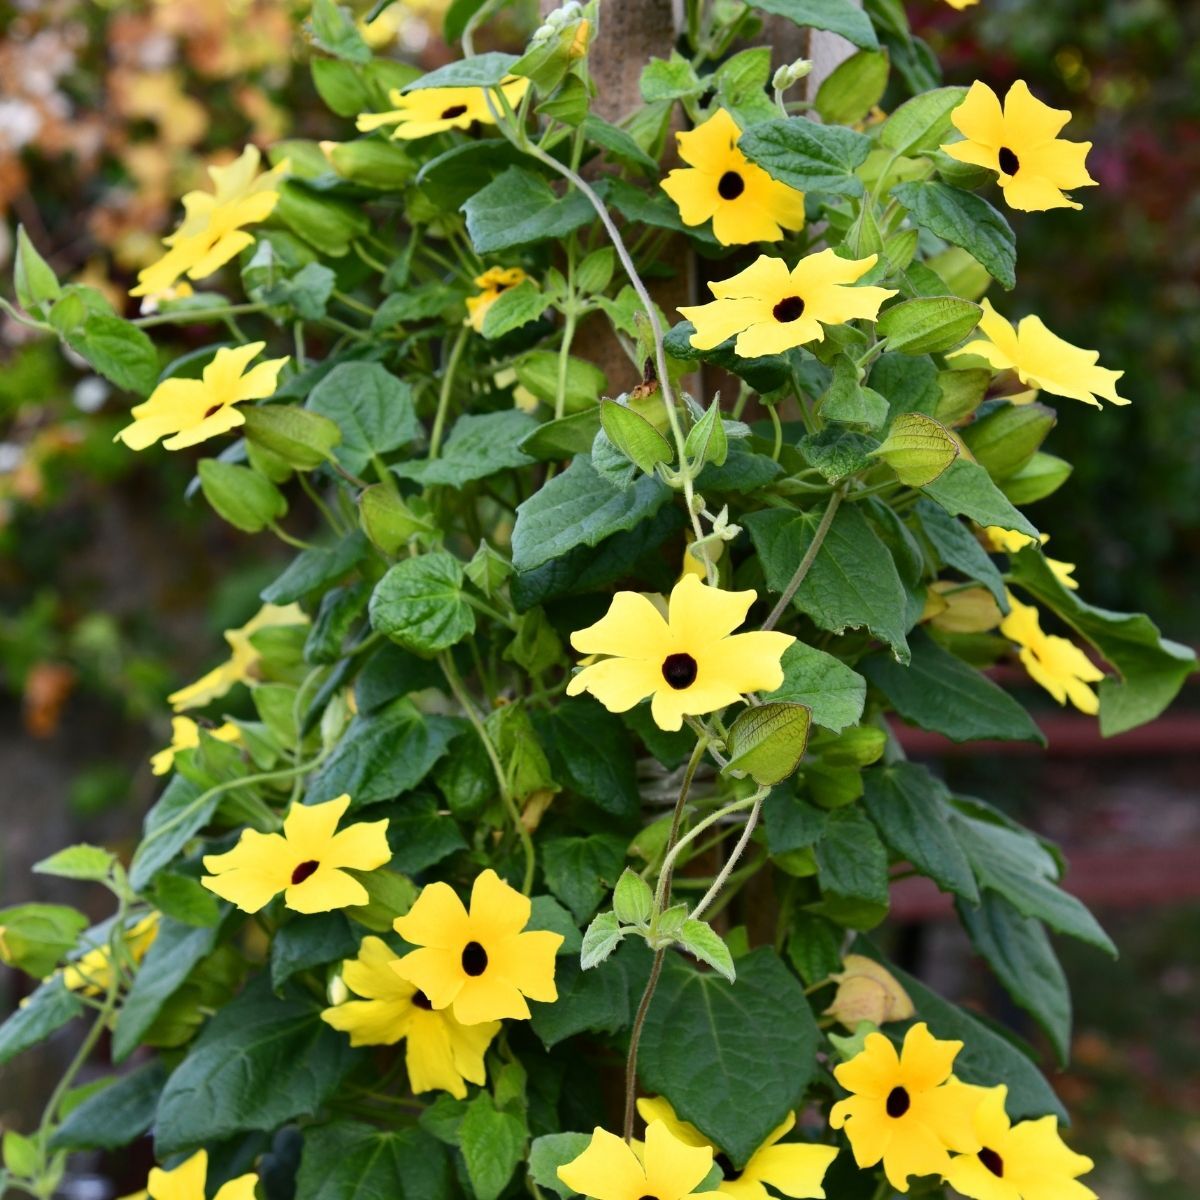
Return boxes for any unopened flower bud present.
[825,955,915,1029]
[773,59,813,91]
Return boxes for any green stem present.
[133,302,267,328]
[688,789,767,921]
[761,486,846,631]
[429,326,469,459]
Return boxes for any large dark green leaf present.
[270,913,358,990]
[765,642,866,733]
[536,698,641,821]
[295,1120,451,1200]
[739,119,871,196]
[542,835,626,922]
[749,0,879,48]
[1009,548,1197,736]
[638,949,819,1168]
[463,167,596,253]
[155,976,358,1153]
[458,1093,527,1200]
[915,499,1006,605]
[261,532,369,606]
[745,504,911,662]
[812,806,889,930]
[861,629,1043,744]
[0,978,82,1067]
[393,411,537,487]
[531,941,649,1049]
[921,459,1038,538]
[51,1060,166,1151]
[861,763,977,900]
[369,553,476,654]
[307,363,421,475]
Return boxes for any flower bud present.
[773,59,813,91]
[825,955,915,1029]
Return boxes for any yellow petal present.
[558,1127,648,1200]
[567,656,664,714]
[148,1150,208,1200]
[393,945,467,1010]
[742,1142,838,1199]
[667,574,756,644]
[285,866,369,913]
[570,590,671,659]
[643,1119,714,1200]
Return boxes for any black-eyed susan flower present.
[557,1120,718,1200]
[566,574,795,732]
[637,1097,837,1200]
[679,252,895,359]
[944,1085,1097,1200]
[940,80,1095,212]
[131,146,288,297]
[201,794,390,914]
[150,716,240,776]
[320,935,500,1099]
[146,1149,256,1200]
[115,342,289,452]
[62,913,160,995]
[168,602,308,711]
[392,868,562,1025]
[356,77,529,140]
[830,1022,983,1193]
[950,300,1126,409]
[466,266,529,333]
[661,108,806,246]
[983,527,1078,590]
[999,592,1103,715]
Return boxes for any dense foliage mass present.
[0,1,1194,1199]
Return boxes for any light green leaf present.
[580,910,623,970]
[406,52,518,88]
[750,0,879,49]
[880,86,968,156]
[198,459,287,533]
[814,51,890,126]
[765,642,866,733]
[1000,451,1073,505]
[242,404,342,471]
[15,226,62,314]
[922,458,1038,537]
[613,869,654,926]
[481,280,549,339]
[870,412,959,485]
[34,844,115,883]
[725,702,812,786]
[394,410,536,488]
[683,397,728,470]
[369,552,475,654]
[307,363,421,475]
[877,297,981,355]
[676,920,735,982]
[600,400,673,474]
[463,167,596,253]
[740,119,872,196]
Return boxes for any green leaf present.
[62,313,159,396]
[149,874,220,927]
[369,552,475,654]
[1008,548,1197,736]
[640,54,705,102]
[543,835,627,923]
[383,794,467,875]
[0,978,82,1067]
[870,412,958,485]
[580,910,623,970]
[155,975,357,1153]
[763,788,827,856]
[271,913,357,990]
[198,460,287,533]
[921,458,1038,537]
[275,180,370,256]
[15,226,62,314]
[129,775,215,891]
[529,1134,592,1199]
[951,807,1114,954]
[814,51,890,126]
[638,949,818,1167]
[529,895,581,958]
[861,763,978,901]
[684,397,728,471]
[397,410,537,489]
[307,363,421,476]
[261,531,368,605]
[725,703,812,786]
[958,892,1070,1065]
[818,359,889,429]
[295,1120,451,1200]
[582,118,658,176]
[511,455,671,573]
[344,869,418,933]
[33,844,115,882]
[242,403,342,471]
[960,401,1055,481]
[880,86,968,156]
[739,119,872,196]
[676,920,735,982]
[407,52,518,89]
[113,918,221,1061]
[877,297,981,356]
[3,1131,37,1178]
[745,504,911,662]
[463,167,596,253]
[750,0,880,49]
[536,698,641,821]
[50,1060,166,1151]
[307,0,371,62]
[914,499,1006,606]
[785,913,842,985]
[480,280,549,339]
[600,400,674,475]
[812,807,889,929]
[892,181,1016,290]
[999,451,1073,505]
[459,1093,527,1200]
[0,903,88,978]
[307,697,460,807]
[862,629,1043,744]
[515,351,607,413]
[613,869,654,926]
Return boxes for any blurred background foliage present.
[0,1,1196,1196]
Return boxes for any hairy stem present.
[761,485,846,631]
[429,325,468,459]
[689,788,767,921]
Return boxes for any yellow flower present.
[392,869,562,1025]
[557,1121,717,1200]
[830,1023,983,1193]
[637,1097,837,1200]
[146,1149,256,1200]
[150,716,241,776]
[116,342,289,453]
[169,602,308,711]
[201,794,390,914]
[63,913,160,996]
[983,527,1078,590]
[131,146,288,296]
[941,80,1095,212]
[566,574,794,732]
[944,1085,1096,1200]
[824,955,915,1029]
[679,252,895,359]
[466,266,529,333]
[951,300,1126,409]
[320,936,499,1099]
[356,77,529,140]
[661,108,806,246]
[944,0,979,7]
[999,592,1103,715]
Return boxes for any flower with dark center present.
[997,146,1020,174]
[356,77,529,141]
[557,1121,717,1200]
[291,860,319,885]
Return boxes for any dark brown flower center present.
[441,104,469,119]
[461,940,489,976]
[291,859,319,885]
[998,146,1020,175]
[714,1155,741,1182]
[979,1148,1004,1177]
[717,170,745,200]
[411,989,434,1010]
[772,295,805,323]
[661,653,698,690]
[638,1195,658,1200]
[885,1086,911,1118]
[203,404,222,419]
